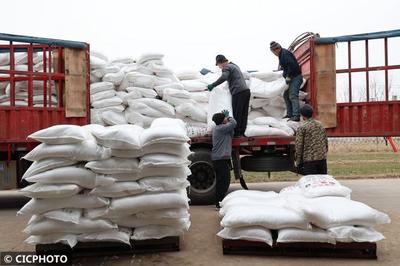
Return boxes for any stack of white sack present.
[89,50,308,138]
[84,118,192,241]
[0,52,58,107]
[245,71,308,137]
[89,51,211,137]
[218,175,390,246]
[17,125,132,248]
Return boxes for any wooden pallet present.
[222,239,377,259]
[36,236,180,258]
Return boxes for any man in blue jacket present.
[270,41,303,121]
[207,55,250,137]
[211,110,237,209]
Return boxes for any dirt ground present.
[1,178,399,266]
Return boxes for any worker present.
[207,55,250,137]
[211,110,237,209]
[295,104,328,175]
[270,41,303,121]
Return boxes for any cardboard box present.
[0,161,17,190]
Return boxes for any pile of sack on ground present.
[0,52,58,107]
[18,118,191,248]
[217,175,390,246]
[89,51,306,138]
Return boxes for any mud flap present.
[231,148,248,190]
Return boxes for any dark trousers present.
[212,159,231,206]
[232,89,251,136]
[299,159,327,175]
[283,74,303,118]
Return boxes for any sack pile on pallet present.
[89,51,305,138]
[217,175,390,246]
[18,119,191,248]
[0,52,58,107]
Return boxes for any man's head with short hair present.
[300,104,314,119]
[270,41,282,57]
[215,54,229,69]
[212,112,226,125]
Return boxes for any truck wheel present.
[187,148,216,205]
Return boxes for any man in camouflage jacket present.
[295,104,328,175]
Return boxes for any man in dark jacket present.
[211,110,237,208]
[270,41,303,121]
[207,55,250,137]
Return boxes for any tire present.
[241,155,294,172]
[187,148,217,205]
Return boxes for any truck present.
[1,30,399,204]
[0,33,90,189]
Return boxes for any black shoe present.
[290,117,300,122]
[283,115,291,119]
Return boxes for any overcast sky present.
[1,0,399,73]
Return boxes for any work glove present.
[285,77,291,84]
[221,109,229,117]
[207,84,215,91]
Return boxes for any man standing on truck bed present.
[270,41,303,122]
[211,110,237,209]
[295,104,328,175]
[207,55,250,137]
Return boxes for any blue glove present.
[207,84,214,91]
[221,109,229,117]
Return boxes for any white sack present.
[327,226,385,243]
[18,194,109,215]
[108,190,189,216]
[302,196,391,229]
[90,181,145,198]
[25,166,115,188]
[28,125,93,144]
[132,225,186,240]
[249,77,288,99]
[20,183,82,199]
[92,124,143,150]
[277,227,335,244]
[85,158,139,174]
[23,140,111,161]
[207,84,232,131]
[217,226,273,246]
[22,158,77,179]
